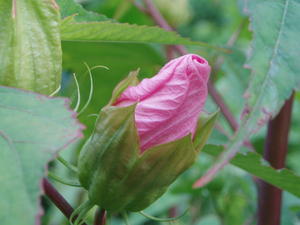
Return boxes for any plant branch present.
[42,178,88,225]
[94,208,107,225]
[257,93,294,225]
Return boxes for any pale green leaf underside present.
[0,86,83,225]
[201,0,300,186]
[0,0,62,95]
[203,145,300,198]
[243,0,300,126]
[60,17,213,47]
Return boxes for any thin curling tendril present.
[77,63,109,116]
[139,208,188,222]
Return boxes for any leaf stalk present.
[257,93,294,225]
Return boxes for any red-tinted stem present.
[208,81,239,131]
[94,209,107,225]
[143,0,173,31]
[42,178,88,225]
[257,93,294,225]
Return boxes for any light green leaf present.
[203,145,300,198]
[0,0,62,95]
[60,16,218,49]
[56,0,111,22]
[198,0,300,186]
[0,86,83,224]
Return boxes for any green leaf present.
[0,86,83,224]
[203,145,300,198]
[56,0,111,22]
[0,0,62,95]
[243,0,300,126]
[60,16,218,49]
[198,0,300,186]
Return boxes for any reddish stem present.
[94,209,107,225]
[143,0,173,31]
[42,178,88,225]
[257,93,294,225]
[208,82,239,131]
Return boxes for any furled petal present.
[114,54,210,152]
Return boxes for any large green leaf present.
[60,16,215,48]
[0,86,83,225]
[202,145,300,198]
[198,0,300,186]
[56,0,111,22]
[0,0,62,95]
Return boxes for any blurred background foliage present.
[43,0,300,224]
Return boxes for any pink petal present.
[114,54,210,152]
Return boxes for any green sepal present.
[193,111,219,152]
[123,134,196,211]
[78,104,140,210]
[78,103,197,212]
[108,69,140,105]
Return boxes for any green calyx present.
[77,71,218,213]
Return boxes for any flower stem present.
[94,208,107,225]
[122,212,131,225]
[257,93,294,225]
[42,178,88,225]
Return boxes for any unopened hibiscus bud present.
[78,54,216,212]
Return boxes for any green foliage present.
[0,86,83,225]
[60,16,213,47]
[203,145,300,198]
[202,0,300,188]
[243,0,300,128]
[0,0,62,95]
[56,0,111,22]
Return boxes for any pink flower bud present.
[114,54,210,152]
